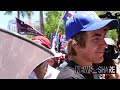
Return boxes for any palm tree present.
[39,11,44,34]
[5,11,33,23]
[25,11,33,24]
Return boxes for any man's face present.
[48,57,59,68]
[34,61,48,79]
[76,26,110,65]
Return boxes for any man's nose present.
[99,39,108,49]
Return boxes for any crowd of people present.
[27,11,120,79]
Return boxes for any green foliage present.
[96,11,105,15]
[96,11,107,20]
[5,11,34,19]
[25,35,35,40]
[44,11,65,39]
[4,11,12,15]
[108,29,118,43]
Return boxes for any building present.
[7,19,17,33]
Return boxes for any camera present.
[101,45,118,65]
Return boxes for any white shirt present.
[27,64,60,79]
[43,64,60,79]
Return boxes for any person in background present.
[27,35,60,79]
[57,11,120,79]
[50,35,65,68]
[96,37,119,79]
[58,46,69,71]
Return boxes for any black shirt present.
[57,61,94,79]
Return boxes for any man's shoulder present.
[57,66,85,79]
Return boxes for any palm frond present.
[4,11,12,15]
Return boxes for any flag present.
[16,18,43,36]
[51,33,59,48]
[62,11,76,25]
[58,34,66,49]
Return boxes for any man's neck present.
[72,56,92,66]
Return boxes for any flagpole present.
[55,11,66,36]
[51,11,65,53]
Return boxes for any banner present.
[16,18,43,36]
[58,34,66,49]
[51,33,67,52]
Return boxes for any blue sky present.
[0,11,46,30]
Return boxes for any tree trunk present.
[40,11,44,34]
[17,11,20,19]
[28,15,32,24]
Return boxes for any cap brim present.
[82,19,118,31]
[54,53,63,57]
[50,48,63,57]
[0,28,54,79]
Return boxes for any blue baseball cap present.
[65,11,119,40]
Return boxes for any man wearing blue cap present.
[57,11,120,79]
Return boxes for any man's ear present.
[72,44,79,51]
